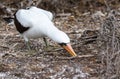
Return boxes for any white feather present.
[29,6,53,21]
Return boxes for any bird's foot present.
[43,45,59,52]
[24,41,33,50]
[24,41,37,56]
[25,49,36,56]
[43,45,51,51]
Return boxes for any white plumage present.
[29,6,53,21]
[14,6,77,56]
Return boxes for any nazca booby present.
[14,6,77,56]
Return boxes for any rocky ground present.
[0,0,120,79]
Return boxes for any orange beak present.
[62,43,77,56]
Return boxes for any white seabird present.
[14,6,77,56]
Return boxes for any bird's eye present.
[26,7,30,9]
[59,43,67,46]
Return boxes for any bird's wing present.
[29,6,53,21]
[15,9,33,28]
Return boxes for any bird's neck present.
[46,27,61,42]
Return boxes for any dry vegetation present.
[0,0,120,79]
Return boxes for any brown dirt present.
[0,0,120,78]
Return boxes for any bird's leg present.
[25,41,31,50]
[43,37,48,47]
[43,37,50,51]
[23,36,32,50]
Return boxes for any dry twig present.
[56,54,94,60]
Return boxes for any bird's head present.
[48,30,77,56]
[59,43,77,56]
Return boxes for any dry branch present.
[56,54,94,60]
[100,10,120,79]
